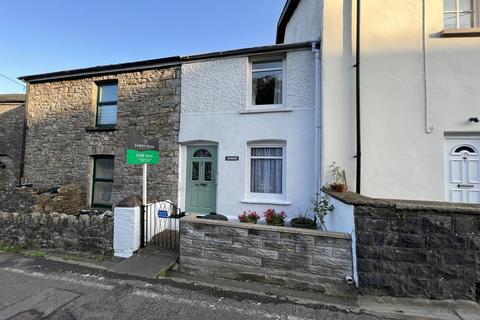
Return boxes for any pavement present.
[0,252,479,320]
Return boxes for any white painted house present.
[178,44,319,216]
[277,0,480,203]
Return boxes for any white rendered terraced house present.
[277,0,480,204]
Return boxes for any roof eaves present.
[19,42,312,84]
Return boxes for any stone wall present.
[32,184,87,215]
[0,211,113,255]
[329,192,480,301]
[0,96,25,188]
[0,187,34,213]
[24,67,181,207]
[179,214,353,294]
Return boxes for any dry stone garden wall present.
[179,214,353,294]
[0,211,113,255]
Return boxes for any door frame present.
[183,144,218,213]
[444,134,480,203]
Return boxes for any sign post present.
[126,134,160,205]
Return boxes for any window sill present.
[240,108,293,115]
[85,126,118,132]
[241,198,291,205]
[441,28,480,37]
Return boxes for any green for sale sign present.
[126,134,160,165]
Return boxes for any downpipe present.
[312,41,323,200]
[423,0,433,134]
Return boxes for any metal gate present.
[140,200,184,250]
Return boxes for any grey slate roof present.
[0,94,25,103]
[19,42,312,84]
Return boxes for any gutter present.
[312,41,323,198]
[20,42,312,84]
[354,0,362,194]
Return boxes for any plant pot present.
[290,217,317,229]
[266,221,285,227]
[330,183,347,193]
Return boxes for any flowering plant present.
[238,210,260,224]
[263,208,287,226]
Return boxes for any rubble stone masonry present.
[329,192,480,301]
[0,96,25,188]
[23,67,181,207]
[0,211,113,255]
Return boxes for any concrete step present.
[109,249,178,278]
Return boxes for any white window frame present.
[247,55,287,111]
[444,0,479,29]
[245,142,287,202]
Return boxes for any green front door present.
[185,146,217,214]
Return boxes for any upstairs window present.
[251,60,283,106]
[92,156,114,207]
[444,0,479,29]
[96,82,118,126]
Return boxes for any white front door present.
[445,138,480,203]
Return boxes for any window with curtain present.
[96,82,118,126]
[92,156,114,207]
[251,60,283,106]
[250,147,283,194]
[444,0,479,29]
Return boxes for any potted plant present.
[290,211,317,229]
[312,194,334,231]
[238,210,260,224]
[263,208,287,226]
[329,162,348,192]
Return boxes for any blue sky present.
[0,0,285,93]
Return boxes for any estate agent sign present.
[126,134,160,206]
[126,134,160,165]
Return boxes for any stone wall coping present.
[326,190,480,215]
[181,214,351,239]
[0,211,112,222]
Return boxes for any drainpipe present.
[312,41,323,199]
[354,0,362,194]
[423,0,433,134]
[18,83,29,186]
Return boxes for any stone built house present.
[0,94,25,188]
[279,0,480,203]
[18,62,182,209]
[13,42,318,217]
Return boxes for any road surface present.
[0,253,383,320]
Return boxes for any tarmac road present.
[0,253,384,320]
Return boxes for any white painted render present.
[325,197,357,285]
[284,0,480,202]
[179,50,317,216]
[284,0,323,43]
[113,206,141,258]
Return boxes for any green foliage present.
[24,250,46,258]
[0,244,27,254]
[311,194,335,230]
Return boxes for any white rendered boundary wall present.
[325,196,357,285]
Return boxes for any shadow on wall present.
[0,105,25,189]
